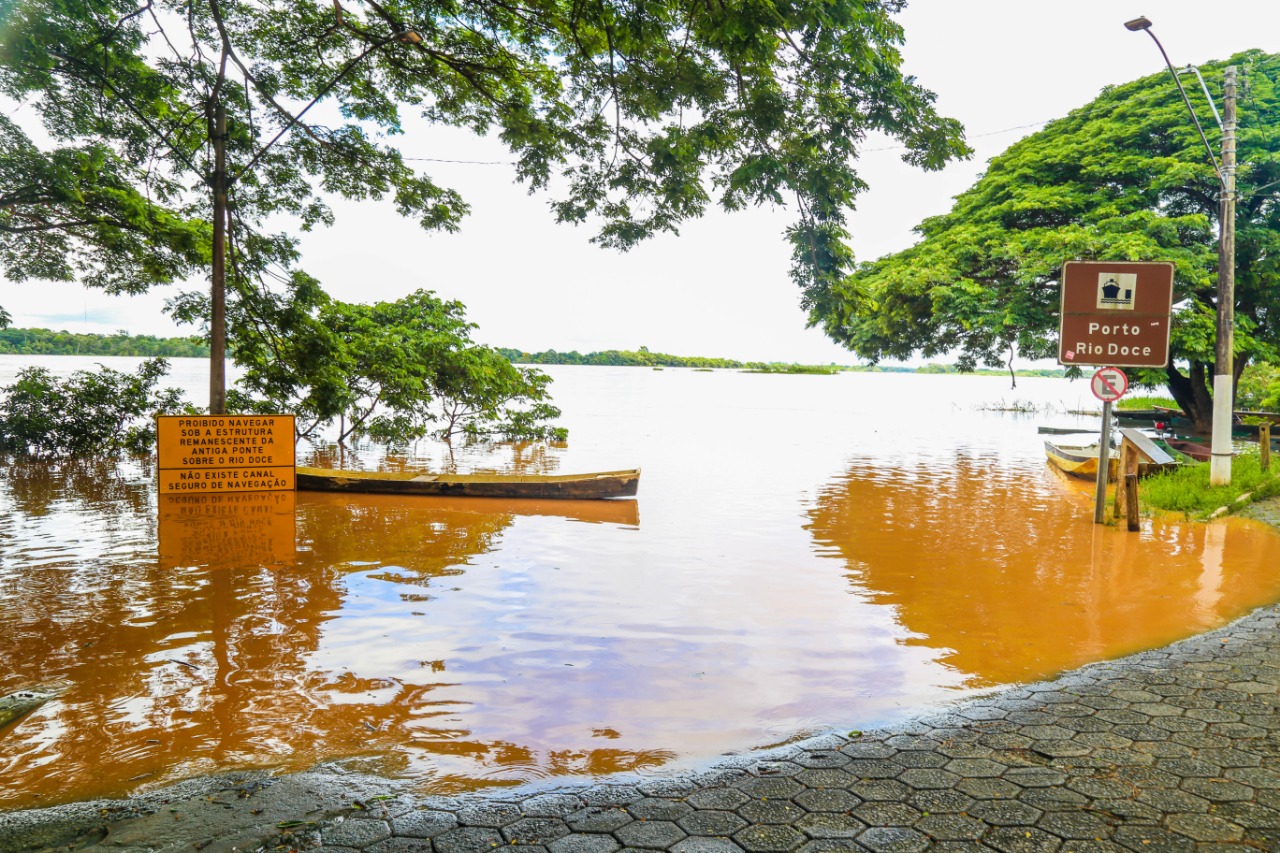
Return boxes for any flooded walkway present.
[6,501,1280,852]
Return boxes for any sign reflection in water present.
[3,362,1280,809]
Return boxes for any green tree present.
[0,0,968,375]
[206,286,565,445]
[810,50,1280,425]
[0,358,192,457]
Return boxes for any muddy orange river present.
[2,364,1279,808]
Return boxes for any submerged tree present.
[810,50,1280,424]
[176,286,566,445]
[0,0,970,413]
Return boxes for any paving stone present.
[614,820,687,850]
[794,752,851,770]
[737,778,806,800]
[687,788,751,811]
[894,769,959,790]
[793,789,861,813]
[638,780,701,798]
[851,802,921,828]
[733,825,807,852]
[796,842,867,853]
[905,789,973,815]
[982,826,1062,853]
[914,814,984,841]
[883,751,948,769]
[852,827,930,853]
[1003,767,1067,788]
[566,808,635,833]
[503,818,572,846]
[525,795,587,818]
[797,769,858,790]
[628,799,694,822]
[433,826,506,853]
[367,839,433,853]
[840,743,897,760]
[1111,825,1196,852]
[942,758,1006,778]
[1135,789,1211,814]
[967,799,1043,826]
[580,788,644,807]
[793,813,867,840]
[1163,812,1244,842]
[848,781,911,803]
[671,839,747,853]
[678,810,749,837]
[458,803,522,828]
[736,800,806,825]
[549,835,622,853]
[322,818,393,848]
[1035,810,1112,840]
[954,777,1020,800]
[394,810,459,839]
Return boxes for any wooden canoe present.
[1044,432,1179,483]
[295,466,640,500]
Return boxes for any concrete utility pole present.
[1210,66,1237,486]
[1125,17,1237,485]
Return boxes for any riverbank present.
[5,497,1280,852]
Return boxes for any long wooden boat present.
[1044,432,1179,483]
[295,466,640,500]
[1159,438,1211,462]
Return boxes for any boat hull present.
[295,466,640,500]
[1043,441,1178,482]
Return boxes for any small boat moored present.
[1044,428,1179,483]
[295,466,640,500]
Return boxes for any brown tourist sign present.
[156,414,296,494]
[1057,261,1175,368]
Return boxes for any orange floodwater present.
[3,362,1280,808]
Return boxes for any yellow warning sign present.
[156,414,295,493]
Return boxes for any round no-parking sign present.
[1090,367,1128,403]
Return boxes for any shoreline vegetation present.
[0,331,1075,377]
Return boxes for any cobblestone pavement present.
[253,597,1280,853]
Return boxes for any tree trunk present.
[1006,341,1016,390]
[1165,361,1214,433]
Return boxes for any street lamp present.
[1125,17,1237,486]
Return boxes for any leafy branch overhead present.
[811,50,1280,425]
[0,0,969,320]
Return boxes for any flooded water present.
[4,357,1280,808]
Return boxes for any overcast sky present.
[3,0,1278,364]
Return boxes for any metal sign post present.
[1090,367,1129,524]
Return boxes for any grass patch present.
[1139,451,1280,518]
[1118,395,1178,411]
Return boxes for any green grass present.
[1139,451,1280,518]
[1118,395,1178,411]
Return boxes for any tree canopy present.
[810,50,1280,423]
[0,0,969,331]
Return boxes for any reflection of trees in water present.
[1,472,657,806]
[806,456,1280,687]
[302,439,564,477]
[2,456,152,517]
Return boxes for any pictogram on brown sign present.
[1058,261,1175,368]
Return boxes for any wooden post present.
[1114,442,1131,520]
[1125,473,1140,531]
[1262,422,1272,472]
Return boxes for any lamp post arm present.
[1180,64,1223,130]
[1138,28,1225,187]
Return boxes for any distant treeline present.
[497,347,1066,377]
[0,328,209,357]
